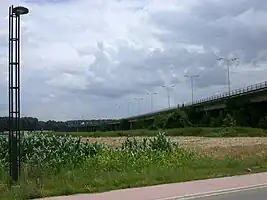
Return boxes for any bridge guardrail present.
[126,81,267,120]
[186,81,267,106]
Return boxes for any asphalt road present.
[35,173,267,200]
[188,186,267,200]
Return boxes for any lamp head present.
[13,6,29,15]
[232,57,239,61]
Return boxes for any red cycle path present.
[36,172,267,200]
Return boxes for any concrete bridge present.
[88,81,267,131]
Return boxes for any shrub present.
[223,114,236,127]
[119,119,130,130]
[163,110,192,129]
[121,132,177,152]
[258,116,267,129]
[210,114,224,127]
[151,114,165,130]
[200,113,211,126]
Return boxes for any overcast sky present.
[1,0,267,121]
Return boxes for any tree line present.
[127,99,267,130]
[0,117,117,133]
[1,99,267,133]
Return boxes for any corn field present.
[0,132,178,171]
[0,133,106,170]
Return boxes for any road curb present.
[157,183,267,200]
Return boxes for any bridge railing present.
[126,81,267,120]
[185,81,267,106]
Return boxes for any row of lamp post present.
[125,80,194,116]
[184,74,199,103]
[217,56,239,94]
[120,56,238,117]
[146,92,157,111]
[184,56,239,104]
[121,85,176,117]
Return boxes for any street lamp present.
[116,103,120,118]
[162,85,175,109]
[146,92,157,112]
[184,74,199,103]
[12,6,29,15]
[217,56,239,94]
[8,5,29,184]
[134,97,144,115]
[127,101,132,116]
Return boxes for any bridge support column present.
[115,123,119,130]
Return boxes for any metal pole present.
[8,5,12,181]
[150,94,153,111]
[127,102,132,116]
[167,88,170,109]
[184,75,199,104]
[162,85,175,109]
[134,97,143,115]
[16,9,21,179]
[138,99,140,114]
[146,92,157,112]
[217,56,238,95]
[9,5,20,184]
[191,76,194,103]
[227,60,231,94]
[116,104,120,118]
[8,5,29,184]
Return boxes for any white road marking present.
[155,183,267,200]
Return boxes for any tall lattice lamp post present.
[8,5,29,184]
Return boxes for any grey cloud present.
[69,65,166,99]
[0,103,6,111]
[24,0,73,4]
[148,0,267,88]
[67,42,172,99]
[194,0,267,20]
[1,0,267,120]
[0,85,7,114]
[195,68,227,88]
[151,0,267,60]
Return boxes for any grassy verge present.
[1,132,267,200]
[51,126,267,137]
[1,149,267,200]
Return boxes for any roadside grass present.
[1,132,267,200]
[49,127,267,138]
[1,148,267,199]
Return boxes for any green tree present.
[119,119,130,130]
[163,110,192,129]
[200,112,211,126]
[210,112,224,127]
[223,114,236,127]
[151,114,165,129]
[133,119,146,129]
[258,116,267,129]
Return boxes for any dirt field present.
[82,136,267,158]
